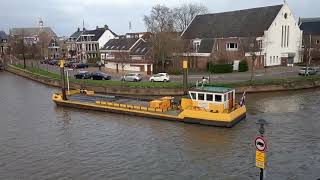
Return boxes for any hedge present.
[208,62,233,74]
[238,60,249,72]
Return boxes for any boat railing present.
[95,100,170,113]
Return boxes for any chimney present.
[104,24,109,29]
[96,26,99,30]
[77,27,80,32]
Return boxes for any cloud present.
[0,0,319,36]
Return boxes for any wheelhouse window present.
[198,93,205,101]
[215,95,222,102]
[191,93,196,100]
[206,94,213,101]
[226,43,238,51]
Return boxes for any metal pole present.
[306,34,312,76]
[257,119,266,180]
[66,70,70,91]
[60,61,67,100]
[260,169,264,180]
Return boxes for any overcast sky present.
[0,0,318,36]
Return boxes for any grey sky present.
[0,0,318,36]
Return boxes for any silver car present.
[121,73,143,82]
[298,67,317,76]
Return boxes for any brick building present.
[181,2,303,71]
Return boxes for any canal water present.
[0,72,319,180]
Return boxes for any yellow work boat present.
[52,86,246,128]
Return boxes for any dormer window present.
[193,39,201,52]
[51,43,55,47]
[226,43,238,51]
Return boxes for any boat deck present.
[67,94,181,116]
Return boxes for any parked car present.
[298,67,317,76]
[149,73,170,82]
[40,59,50,64]
[65,61,77,68]
[74,71,91,79]
[73,63,89,69]
[121,73,143,82]
[48,60,58,65]
[91,72,111,80]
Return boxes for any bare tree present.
[144,5,174,33]
[144,5,186,72]
[173,3,208,32]
[10,30,27,68]
[240,37,261,81]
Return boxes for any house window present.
[273,56,275,64]
[270,56,272,64]
[193,40,201,52]
[206,94,213,101]
[51,43,55,47]
[287,26,290,47]
[226,43,238,51]
[281,26,284,47]
[198,93,205,101]
[317,40,320,44]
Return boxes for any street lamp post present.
[65,68,73,91]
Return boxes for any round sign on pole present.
[255,136,267,152]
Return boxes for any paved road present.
[17,59,305,83]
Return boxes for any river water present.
[0,72,319,180]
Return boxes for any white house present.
[76,25,117,62]
[181,1,303,70]
[261,2,303,66]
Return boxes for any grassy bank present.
[12,64,183,88]
[207,75,320,88]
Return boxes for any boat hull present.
[53,98,246,128]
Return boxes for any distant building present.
[76,25,116,62]
[181,2,303,71]
[100,32,153,75]
[299,18,320,64]
[9,19,58,59]
[48,39,60,59]
[66,28,83,59]
[0,31,8,55]
[10,19,56,45]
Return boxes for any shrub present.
[238,60,249,72]
[167,69,182,75]
[87,57,101,64]
[17,54,33,60]
[207,62,233,74]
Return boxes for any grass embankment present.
[11,64,320,89]
[12,64,183,88]
[208,76,320,88]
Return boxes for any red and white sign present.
[255,136,267,152]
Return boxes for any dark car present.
[74,71,91,79]
[65,61,77,68]
[91,72,111,80]
[48,60,58,65]
[74,63,89,69]
[40,59,50,64]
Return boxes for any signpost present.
[256,119,268,180]
[183,60,188,94]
